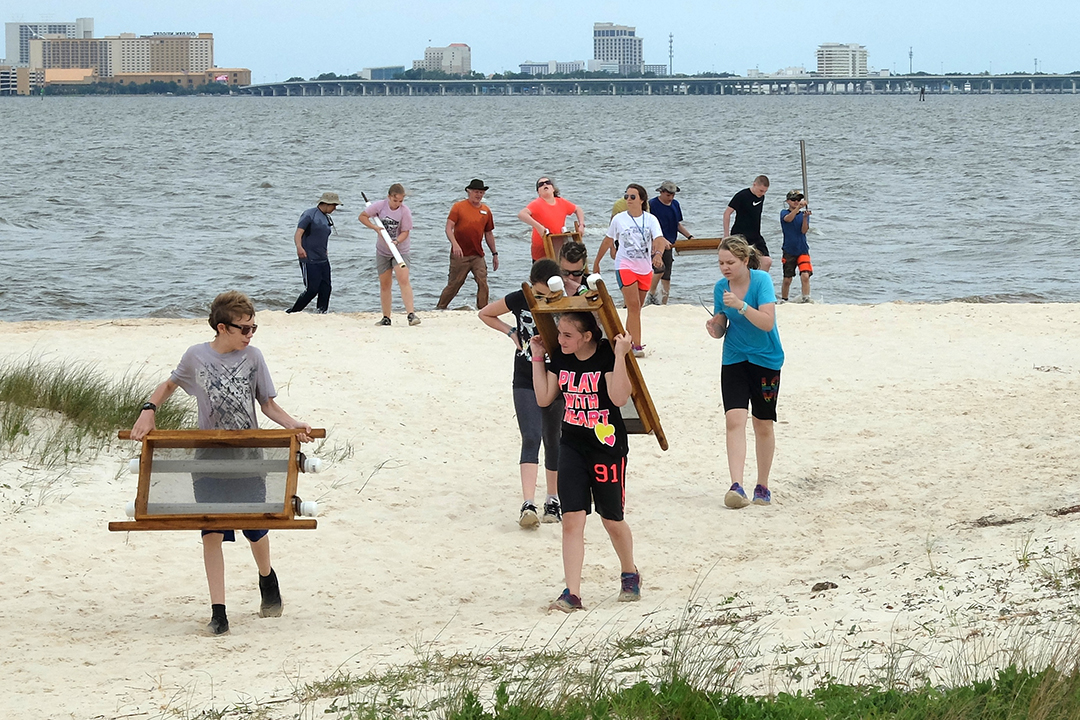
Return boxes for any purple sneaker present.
[549,588,584,613]
[724,482,750,509]
[752,484,772,506]
[619,570,641,602]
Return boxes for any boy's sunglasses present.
[227,322,258,336]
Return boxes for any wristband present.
[738,302,748,316]
[141,402,157,412]
[491,251,499,255]
[531,356,546,362]
[506,327,515,336]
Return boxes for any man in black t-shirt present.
[723,175,772,272]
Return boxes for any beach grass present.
[244,599,1080,720]
[243,636,1080,720]
[0,356,194,466]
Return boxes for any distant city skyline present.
[5,0,1078,84]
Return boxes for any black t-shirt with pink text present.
[547,341,628,458]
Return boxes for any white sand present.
[2,302,1079,718]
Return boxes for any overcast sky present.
[8,1,1079,83]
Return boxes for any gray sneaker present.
[408,312,422,326]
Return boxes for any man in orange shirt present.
[436,179,500,309]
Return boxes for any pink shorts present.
[617,268,652,292]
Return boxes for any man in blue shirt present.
[287,192,342,314]
[646,181,694,305]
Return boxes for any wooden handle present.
[118,428,327,440]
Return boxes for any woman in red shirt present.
[517,176,586,261]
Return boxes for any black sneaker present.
[407,312,421,326]
[542,498,562,523]
[207,604,229,635]
[376,316,391,326]
[519,501,539,528]
[259,569,283,618]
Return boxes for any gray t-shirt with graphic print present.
[170,343,276,430]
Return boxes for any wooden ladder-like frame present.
[523,278,668,451]
[542,231,584,260]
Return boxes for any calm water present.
[1,94,1078,321]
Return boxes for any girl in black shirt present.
[531,312,641,611]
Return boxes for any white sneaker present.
[799,295,814,304]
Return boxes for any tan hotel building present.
[24,32,247,87]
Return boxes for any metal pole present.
[799,140,809,203]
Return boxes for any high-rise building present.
[28,32,215,78]
[412,43,471,75]
[816,43,868,77]
[593,22,643,74]
[5,18,93,66]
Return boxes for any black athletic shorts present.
[557,444,628,521]
[652,246,674,281]
[721,361,781,421]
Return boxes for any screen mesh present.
[145,446,290,515]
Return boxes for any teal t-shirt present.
[713,269,785,370]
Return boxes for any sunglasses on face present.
[226,322,258,336]
[624,194,638,200]
[537,180,553,189]
[561,268,585,277]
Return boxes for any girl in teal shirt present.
[705,236,784,509]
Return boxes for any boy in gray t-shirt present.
[131,291,313,636]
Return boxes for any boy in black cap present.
[780,190,813,303]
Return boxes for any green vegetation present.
[161,599,1080,720]
[0,357,193,466]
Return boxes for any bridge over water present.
[241,74,1080,97]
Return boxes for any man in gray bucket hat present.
[287,192,342,314]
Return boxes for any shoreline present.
[2,302,1079,718]
[0,295,1071,329]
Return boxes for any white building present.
[593,22,642,74]
[412,43,471,75]
[586,59,620,73]
[747,66,809,78]
[518,60,586,75]
[6,18,93,66]
[816,43,868,77]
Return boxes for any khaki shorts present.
[377,251,411,275]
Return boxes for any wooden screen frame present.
[673,237,723,256]
[523,278,668,451]
[109,428,325,532]
[542,231,584,260]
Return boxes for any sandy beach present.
[2,301,1079,719]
